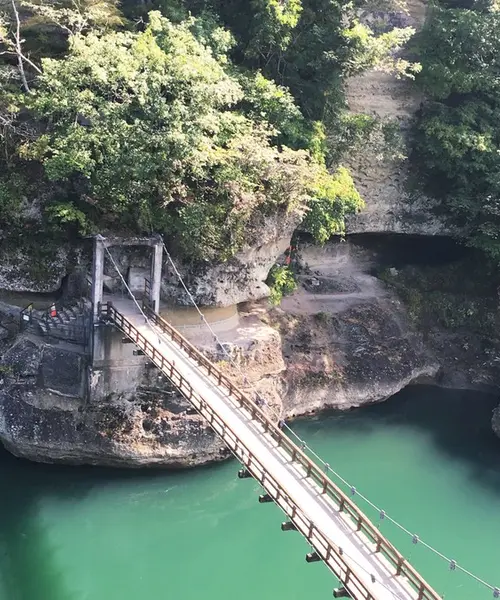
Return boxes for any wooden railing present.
[102,302,442,600]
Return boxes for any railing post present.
[396,557,404,576]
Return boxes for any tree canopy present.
[0,0,419,262]
[413,3,500,260]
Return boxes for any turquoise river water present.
[0,384,499,600]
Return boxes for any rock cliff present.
[0,238,441,467]
[344,0,450,236]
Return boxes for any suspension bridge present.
[21,234,498,599]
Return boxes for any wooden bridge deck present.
[101,298,442,600]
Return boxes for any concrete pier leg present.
[150,241,163,313]
[91,234,105,321]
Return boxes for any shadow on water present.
[300,385,500,495]
[0,448,228,600]
[0,449,83,600]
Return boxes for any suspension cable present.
[159,239,499,597]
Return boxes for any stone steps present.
[24,299,92,344]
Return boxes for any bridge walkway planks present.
[103,297,441,600]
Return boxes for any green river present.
[0,385,499,600]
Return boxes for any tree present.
[12,11,362,259]
[413,6,500,261]
[20,0,124,35]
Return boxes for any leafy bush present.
[267,265,297,305]
[302,167,364,243]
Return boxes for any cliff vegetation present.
[413,0,500,261]
[0,0,417,263]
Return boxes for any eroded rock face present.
[161,209,302,307]
[0,300,287,467]
[268,241,438,414]
[493,406,500,439]
[272,301,436,415]
[0,335,229,467]
[0,245,80,293]
[344,0,450,236]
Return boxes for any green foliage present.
[177,0,418,123]
[20,14,248,232]
[247,0,303,56]
[0,173,25,227]
[267,264,297,305]
[303,167,364,243]
[238,71,311,149]
[379,260,500,335]
[415,6,500,99]
[45,202,92,234]
[343,22,421,79]
[0,0,422,261]
[21,0,124,34]
[4,10,363,257]
[413,5,500,261]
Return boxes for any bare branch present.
[18,48,42,74]
[11,0,31,93]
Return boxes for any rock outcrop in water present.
[0,334,229,467]
[0,239,440,467]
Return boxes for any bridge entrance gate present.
[90,234,163,321]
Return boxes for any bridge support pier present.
[150,239,163,313]
[333,588,350,598]
[281,521,297,532]
[91,234,105,321]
